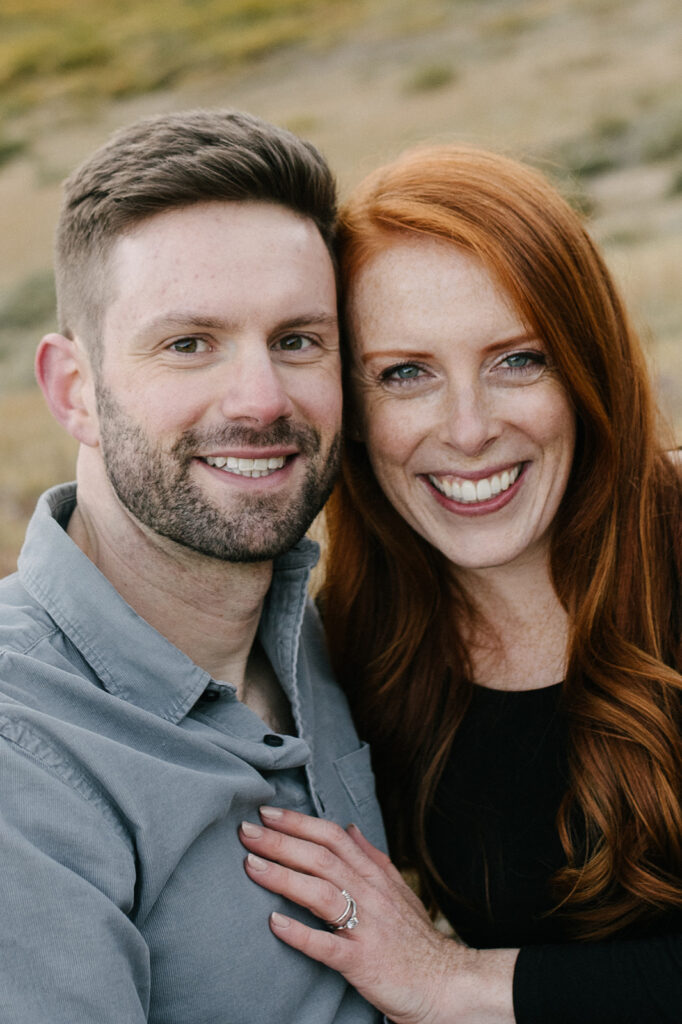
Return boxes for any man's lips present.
[200,453,293,479]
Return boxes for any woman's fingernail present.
[246,853,269,872]
[260,806,284,820]
[271,912,291,928]
[241,821,263,838]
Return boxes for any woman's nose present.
[440,381,500,457]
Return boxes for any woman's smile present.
[349,236,576,574]
[426,462,523,505]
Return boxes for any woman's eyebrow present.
[359,331,541,362]
[359,348,434,364]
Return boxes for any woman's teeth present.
[429,464,521,503]
[204,455,286,478]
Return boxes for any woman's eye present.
[168,336,209,354]
[381,363,424,383]
[500,351,546,375]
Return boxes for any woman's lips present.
[428,463,522,503]
[425,462,526,514]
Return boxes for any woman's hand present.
[239,807,517,1024]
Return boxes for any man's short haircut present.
[55,108,338,353]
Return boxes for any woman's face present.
[348,236,576,576]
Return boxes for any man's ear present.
[35,333,99,447]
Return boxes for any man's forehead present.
[106,201,333,287]
[115,198,324,248]
[99,204,338,347]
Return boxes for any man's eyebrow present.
[137,311,339,335]
[277,313,339,331]
[136,312,236,335]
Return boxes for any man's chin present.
[104,437,340,565]
[152,511,315,564]
[176,538,293,564]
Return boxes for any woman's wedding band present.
[326,889,359,931]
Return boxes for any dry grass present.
[1,0,682,575]
[0,389,77,577]
[0,0,387,129]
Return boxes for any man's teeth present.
[429,464,521,503]
[204,455,286,478]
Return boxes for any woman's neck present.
[456,552,570,692]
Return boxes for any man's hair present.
[55,108,337,350]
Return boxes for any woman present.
[239,145,682,1022]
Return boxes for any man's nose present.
[217,346,294,426]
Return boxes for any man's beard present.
[95,384,341,562]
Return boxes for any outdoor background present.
[1,0,682,577]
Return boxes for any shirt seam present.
[20,567,119,690]
[0,714,135,849]
[0,624,64,660]
[17,571,205,724]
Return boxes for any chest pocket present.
[333,741,377,809]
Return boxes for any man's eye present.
[275,334,314,352]
[168,337,209,354]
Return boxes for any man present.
[0,110,384,1023]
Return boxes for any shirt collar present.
[18,483,320,723]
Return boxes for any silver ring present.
[326,889,359,931]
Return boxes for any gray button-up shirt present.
[0,484,385,1023]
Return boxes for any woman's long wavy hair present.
[321,145,682,939]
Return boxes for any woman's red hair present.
[321,145,682,939]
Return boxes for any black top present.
[424,683,682,1023]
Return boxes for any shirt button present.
[199,687,221,702]
[263,734,284,747]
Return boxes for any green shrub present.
[0,271,56,330]
[405,62,456,93]
[669,167,682,197]
[0,135,26,167]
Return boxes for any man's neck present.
[68,483,273,698]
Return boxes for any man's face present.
[91,200,341,562]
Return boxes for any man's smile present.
[203,454,289,478]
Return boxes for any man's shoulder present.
[0,482,82,658]
[0,570,61,656]
[0,567,104,720]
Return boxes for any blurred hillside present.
[2,0,682,575]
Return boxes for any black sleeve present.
[513,931,682,1024]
